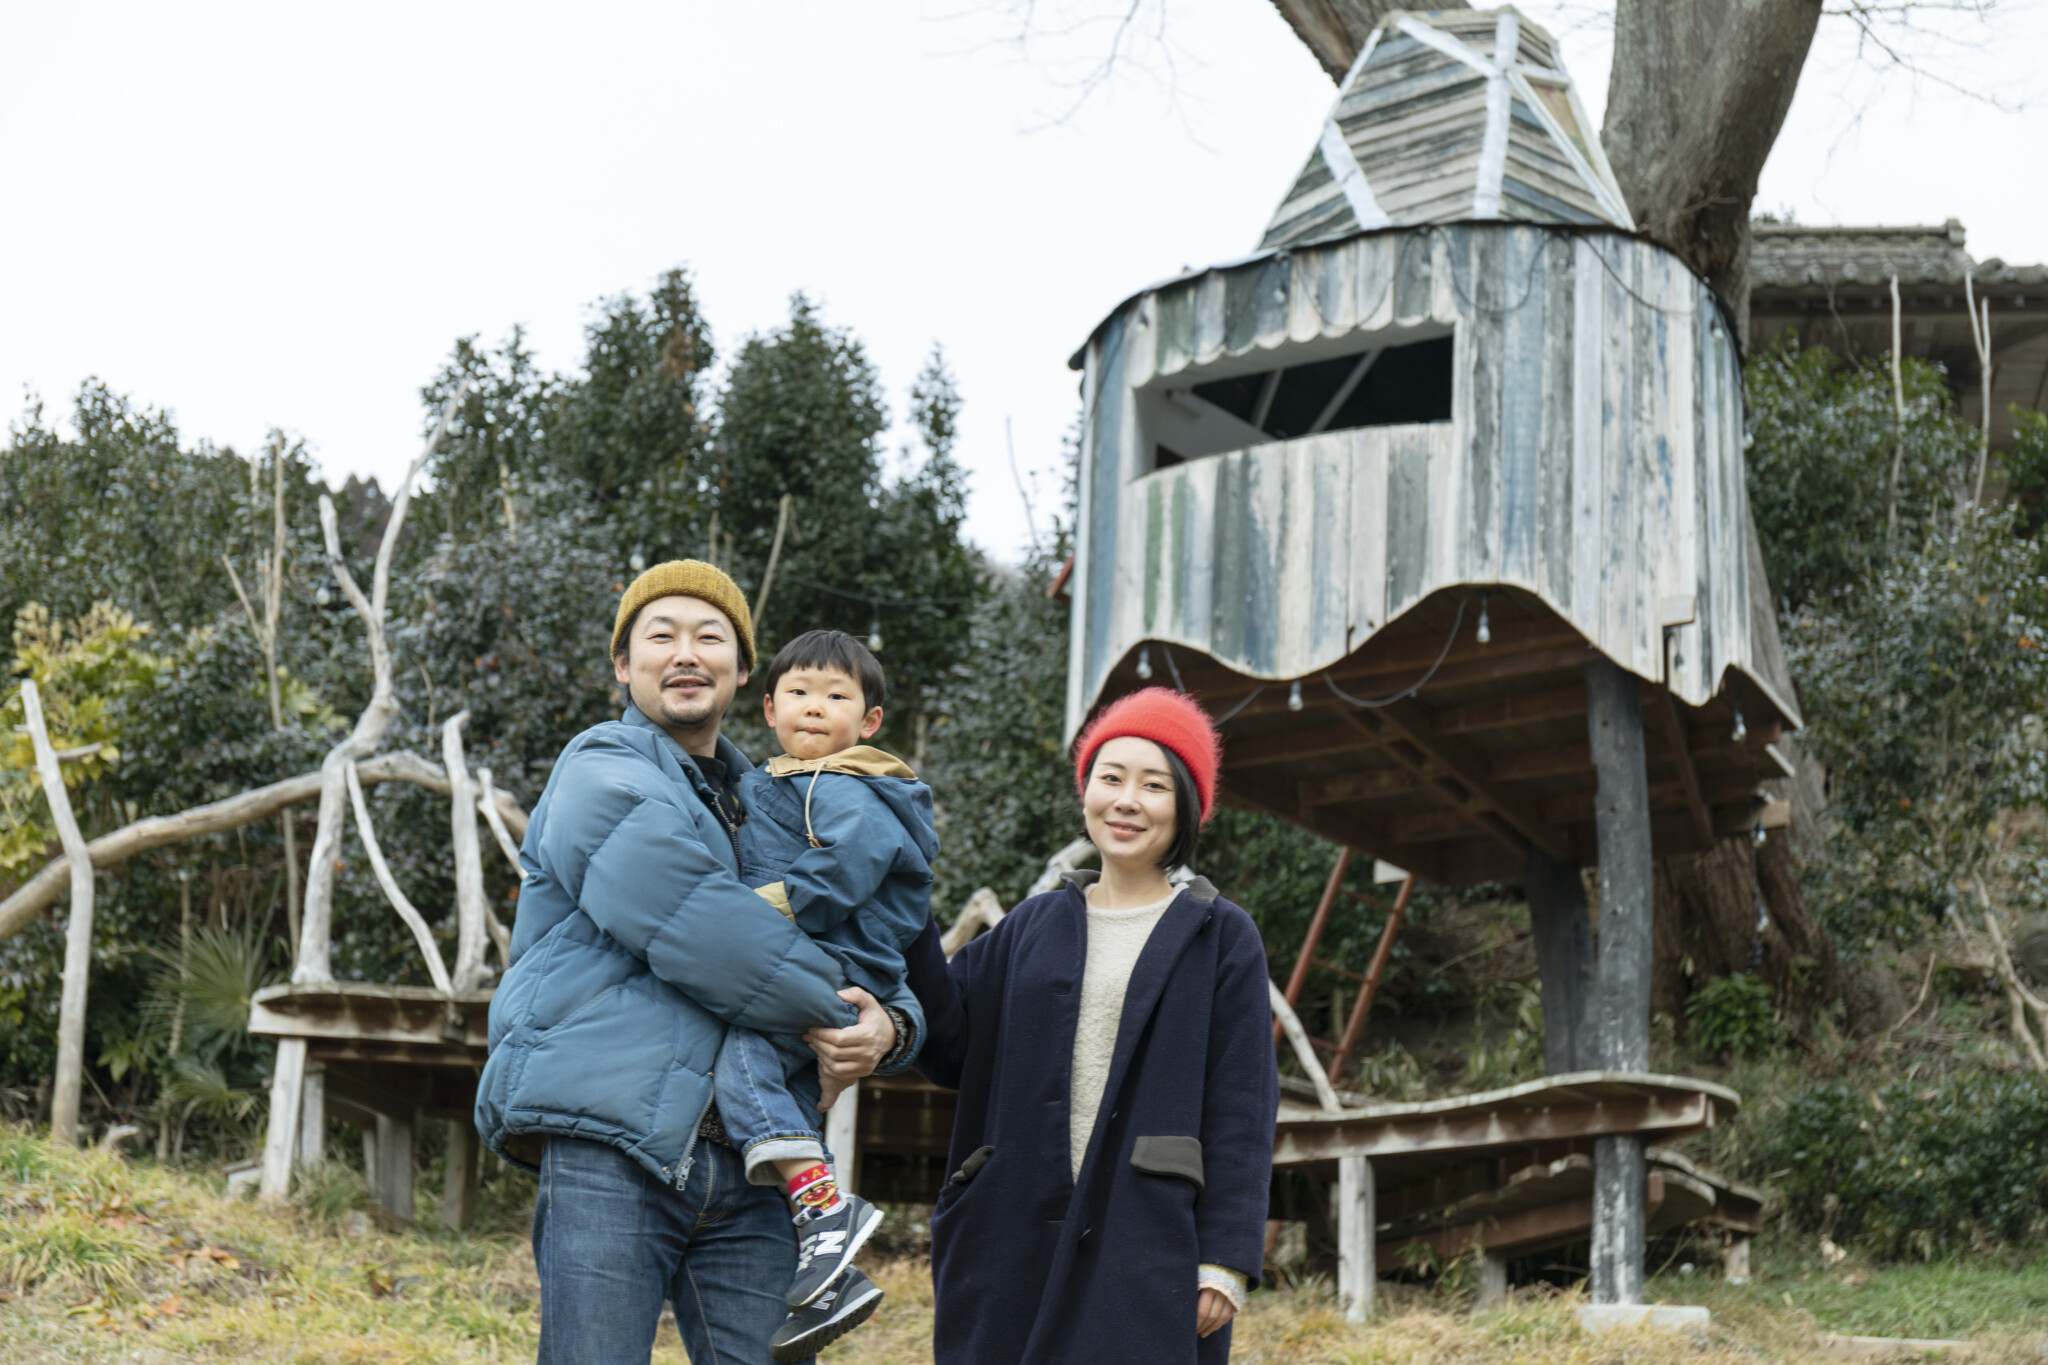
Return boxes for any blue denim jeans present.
[715,1026,829,1185]
[533,1136,808,1365]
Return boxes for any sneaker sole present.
[771,1283,883,1364]
[790,1202,885,1308]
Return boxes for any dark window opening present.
[1188,334,1453,442]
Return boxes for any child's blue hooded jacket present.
[736,746,939,1010]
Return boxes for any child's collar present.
[764,745,917,781]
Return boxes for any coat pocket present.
[945,1144,995,1189]
[1129,1135,1204,1191]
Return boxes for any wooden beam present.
[1299,767,1417,807]
[1657,691,1714,848]
[1224,727,1383,770]
[1437,685,1586,736]
[1334,709,1525,856]
[1214,643,1599,723]
[1361,702,1571,862]
[1272,1090,1714,1165]
[1390,1175,1667,1262]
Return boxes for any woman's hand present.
[1196,1287,1237,1338]
[805,987,896,1110]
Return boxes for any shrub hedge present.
[1751,1069,2048,1257]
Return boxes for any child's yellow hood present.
[764,745,917,781]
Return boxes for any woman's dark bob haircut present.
[1085,740,1202,874]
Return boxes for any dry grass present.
[5,1124,2044,1363]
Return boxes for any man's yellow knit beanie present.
[610,560,756,671]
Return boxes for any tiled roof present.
[1749,219,2048,289]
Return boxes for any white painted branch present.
[294,383,464,984]
[477,768,524,875]
[0,751,525,943]
[941,887,1008,957]
[1269,978,1345,1114]
[442,713,491,991]
[20,681,95,1146]
[475,768,519,971]
[345,761,453,996]
[1027,837,1099,898]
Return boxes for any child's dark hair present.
[761,629,887,711]
[1086,742,1202,873]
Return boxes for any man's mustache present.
[661,669,714,687]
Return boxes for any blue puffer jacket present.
[736,746,939,1011]
[476,705,911,1186]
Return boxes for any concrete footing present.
[1577,1304,1710,1335]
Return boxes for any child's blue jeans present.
[715,1026,829,1186]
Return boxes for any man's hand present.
[1196,1287,1237,1338]
[805,987,895,1111]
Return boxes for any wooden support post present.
[1337,1155,1374,1322]
[1478,1251,1509,1309]
[1585,657,1653,1305]
[21,681,95,1147]
[299,1064,325,1168]
[1724,1234,1752,1284]
[826,1080,860,1195]
[374,1110,415,1223]
[1524,846,1595,1073]
[442,1119,479,1232]
[1329,875,1414,1083]
[258,1037,307,1201]
[1275,848,1351,1044]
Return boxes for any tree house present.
[1064,6,1799,1311]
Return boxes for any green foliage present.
[2002,405,2048,540]
[0,601,163,872]
[1746,343,1974,610]
[1789,510,2048,945]
[1457,981,1545,1091]
[925,542,1075,918]
[1684,972,1776,1058]
[1750,1070,2048,1257]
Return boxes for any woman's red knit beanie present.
[1073,687,1223,824]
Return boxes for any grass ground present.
[5,1125,2045,1363]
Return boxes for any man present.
[476,560,917,1365]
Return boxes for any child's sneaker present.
[787,1192,883,1307]
[771,1265,883,1364]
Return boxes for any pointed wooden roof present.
[1261,6,1632,250]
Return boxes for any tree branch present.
[0,751,526,944]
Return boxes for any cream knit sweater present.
[1070,884,1247,1311]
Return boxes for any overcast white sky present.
[3,2,2042,563]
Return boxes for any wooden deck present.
[248,983,493,1227]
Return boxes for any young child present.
[717,628,939,1362]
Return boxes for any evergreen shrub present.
[1685,973,1776,1058]
[1752,1069,2048,1256]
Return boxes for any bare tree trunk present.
[21,681,95,1146]
[291,386,462,985]
[442,713,491,991]
[265,385,462,1203]
[1601,0,1822,330]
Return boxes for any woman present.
[907,688,1281,1364]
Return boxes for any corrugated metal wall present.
[1066,223,1796,741]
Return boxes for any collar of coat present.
[618,702,755,794]
[1061,867,1220,905]
[763,745,916,780]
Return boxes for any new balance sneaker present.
[787,1192,883,1308]
[770,1266,883,1365]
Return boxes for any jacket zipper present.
[671,1084,716,1193]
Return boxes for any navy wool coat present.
[907,871,1280,1365]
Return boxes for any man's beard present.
[653,670,724,731]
